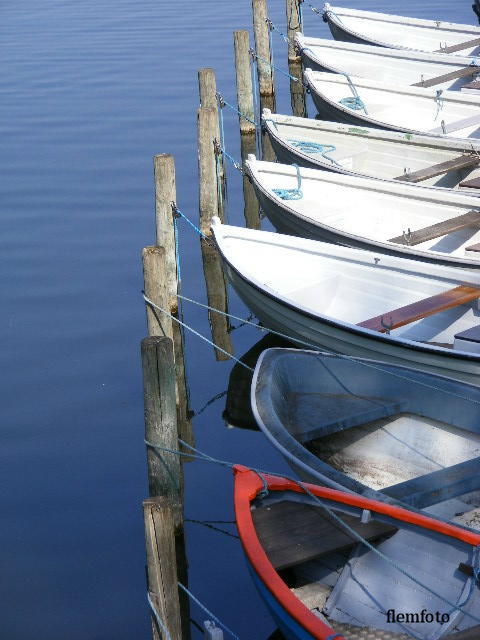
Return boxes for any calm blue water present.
[1,1,475,638]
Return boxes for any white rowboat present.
[212,220,480,386]
[262,110,480,193]
[323,4,480,56]
[296,34,480,91]
[305,69,480,139]
[245,156,480,268]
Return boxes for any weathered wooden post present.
[198,68,225,202]
[240,133,260,229]
[197,104,233,361]
[153,154,194,450]
[286,0,303,62]
[234,31,256,135]
[141,336,191,640]
[144,497,183,640]
[252,0,275,97]
[259,94,276,162]
[288,60,307,118]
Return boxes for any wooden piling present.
[252,0,275,96]
[141,336,181,506]
[198,106,222,235]
[144,497,183,640]
[286,0,302,62]
[260,95,276,162]
[198,68,225,200]
[234,31,256,135]
[288,60,307,118]
[240,133,260,229]
[154,154,177,311]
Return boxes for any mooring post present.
[234,31,256,135]
[288,60,307,118]
[144,497,183,640]
[151,154,194,450]
[197,106,234,361]
[259,94,276,162]
[141,337,191,639]
[240,133,260,229]
[198,68,225,198]
[252,0,275,97]
[286,0,303,62]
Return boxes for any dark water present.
[1,1,475,638]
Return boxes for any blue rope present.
[323,4,344,24]
[288,139,342,167]
[172,204,209,242]
[273,163,303,200]
[340,96,365,111]
[266,18,290,45]
[251,48,302,85]
[178,582,241,639]
[303,1,323,17]
[216,93,258,127]
[340,73,368,115]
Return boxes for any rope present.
[193,389,228,417]
[150,439,480,626]
[216,93,258,128]
[147,592,172,640]
[273,163,303,200]
[288,139,342,166]
[185,518,239,539]
[177,582,241,639]
[340,73,368,115]
[265,18,291,45]
[142,294,254,371]
[303,0,323,17]
[172,204,210,242]
[250,47,303,85]
[176,294,480,408]
[323,3,344,24]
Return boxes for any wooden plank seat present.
[412,66,479,88]
[462,79,480,91]
[394,155,480,183]
[430,114,480,135]
[434,38,480,54]
[459,176,480,189]
[357,285,480,334]
[383,457,480,509]
[466,242,480,252]
[388,209,480,246]
[252,500,397,570]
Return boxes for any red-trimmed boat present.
[234,466,480,640]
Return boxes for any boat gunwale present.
[234,465,480,640]
[245,158,480,269]
[211,221,480,363]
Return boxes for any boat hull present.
[219,253,480,386]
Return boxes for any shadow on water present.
[223,332,295,430]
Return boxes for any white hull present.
[296,34,480,91]
[305,70,480,139]
[245,156,480,268]
[212,221,480,386]
[262,110,480,194]
[323,5,480,56]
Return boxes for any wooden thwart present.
[462,79,480,91]
[412,66,478,88]
[459,176,480,189]
[434,37,480,54]
[358,285,480,334]
[252,500,396,570]
[388,209,480,246]
[466,242,480,252]
[430,114,480,135]
[394,155,480,184]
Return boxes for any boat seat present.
[454,324,480,353]
[412,66,478,89]
[383,457,480,508]
[434,37,480,54]
[388,209,480,246]
[429,113,480,135]
[252,499,397,571]
[460,176,480,189]
[393,155,480,183]
[465,241,480,251]
[358,285,480,333]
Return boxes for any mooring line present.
[178,582,241,639]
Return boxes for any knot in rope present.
[288,139,342,167]
[340,96,366,111]
[273,163,303,200]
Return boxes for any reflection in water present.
[223,333,294,430]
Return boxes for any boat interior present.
[251,488,480,638]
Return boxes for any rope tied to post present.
[273,163,303,200]
[434,89,444,121]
